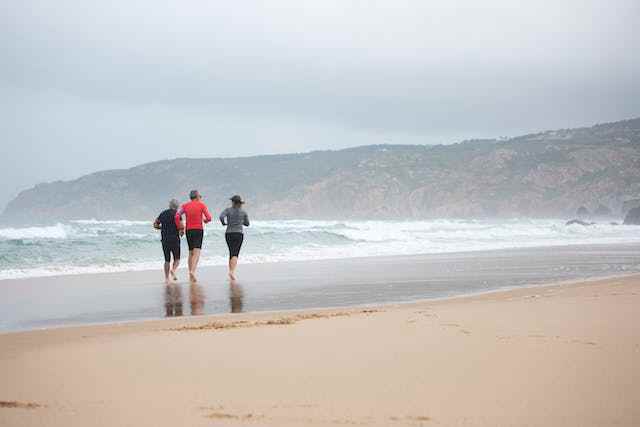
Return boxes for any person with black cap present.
[219,195,250,280]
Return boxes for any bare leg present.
[187,250,195,282]
[171,258,180,281]
[228,256,238,281]
[190,248,201,282]
[163,262,171,284]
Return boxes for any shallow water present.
[1,243,639,332]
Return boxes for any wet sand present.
[2,243,640,331]
[1,274,639,426]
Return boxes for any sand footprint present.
[0,401,44,410]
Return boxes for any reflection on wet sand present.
[189,283,205,315]
[229,280,244,313]
[164,283,206,317]
[164,283,183,317]
[164,281,242,317]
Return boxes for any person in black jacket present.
[154,199,182,284]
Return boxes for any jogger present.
[153,199,181,284]
[175,190,212,283]
[219,195,250,280]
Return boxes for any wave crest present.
[0,224,68,240]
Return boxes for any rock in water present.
[566,219,595,226]
[623,207,640,225]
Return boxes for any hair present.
[232,200,242,208]
[169,199,179,210]
[189,190,199,200]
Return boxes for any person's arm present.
[175,207,184,231]
[219,208,228,226]
[153,217,161,230]
[243,211,250,227]
[202,204,212,224]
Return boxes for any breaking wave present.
[0,224,69,240]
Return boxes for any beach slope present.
[1,275,638,426]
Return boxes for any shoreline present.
[2,270,639,337]
[1,274,638,426]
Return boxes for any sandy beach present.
[1,274,638,426]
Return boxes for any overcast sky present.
[1,0,639,210]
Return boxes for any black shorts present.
[186,229,204,250]
[225,232,244,258]
[162,239,180,262]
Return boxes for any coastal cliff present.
[3,118,640,223]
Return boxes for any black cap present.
[230,195,244,204]
[189,190,200,200]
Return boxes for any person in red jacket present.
[175,190,212,283]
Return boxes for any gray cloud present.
[1,0,639,209]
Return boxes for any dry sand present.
[1,275,639,426]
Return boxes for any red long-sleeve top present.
[175,200,212,231]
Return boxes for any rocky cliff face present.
[3,118,640,224]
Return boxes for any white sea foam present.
[0,262,168,281]
[71,219,150,226]
[0,223,69,240]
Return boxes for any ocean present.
[1,218,639,281]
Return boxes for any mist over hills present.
[3,118,640,224]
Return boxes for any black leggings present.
[225,232,244,258]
